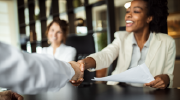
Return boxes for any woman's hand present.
[144,74,170,89]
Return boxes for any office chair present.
[66,34,96,86]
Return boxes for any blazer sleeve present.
[164,39,176,88]
[0,42,75,94]
[88,32,120,70]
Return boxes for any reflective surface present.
[23,83,180,100]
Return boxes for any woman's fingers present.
[152,78,164,88]
[145,75,168,89]
[145,77,161,87]
[145,80,156,86]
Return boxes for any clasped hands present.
[69,57,96,86]
[69,60,85,86]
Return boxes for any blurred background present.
[0,0,179,87]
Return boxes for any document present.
[92,63,155,83]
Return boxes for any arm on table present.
[145,39,176,89]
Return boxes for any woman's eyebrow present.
[128,6,143,10]
[133,6,143,10]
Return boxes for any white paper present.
[92,63,155,84]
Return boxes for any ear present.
[147,16,153,24]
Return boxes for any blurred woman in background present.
[42,18,76,62]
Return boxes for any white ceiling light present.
[124,2,131,9]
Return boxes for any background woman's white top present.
[42,44,77,62]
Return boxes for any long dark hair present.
[143,0,169,33]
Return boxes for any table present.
[23,83,180,100]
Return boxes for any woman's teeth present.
[126,20,133,27]
[126,20,133,23]
[53,37,57,40]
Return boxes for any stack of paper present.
[92,63,155,84]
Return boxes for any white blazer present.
[42,44,76,62]
[88,31,176,88]
[0,42,75,94]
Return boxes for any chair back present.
[66,34,96,84]
[66,34,95,61]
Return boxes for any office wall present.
[115,6,126,31]
[173,60,180,88]
[0,0,20,49]
[168,0,180,13]
[167,0,180,88]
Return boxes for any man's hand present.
[144,74,170,89]
[0,90,23,100]
[69,61,84,86]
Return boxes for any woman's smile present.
[125,0,152,33]
[126,20,134,27]
[52,37,57,40]
[48,22,63,45]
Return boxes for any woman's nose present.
[52,32,57,37]
[126,12,132,18]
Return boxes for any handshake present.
[68,57,96,86]
[68,60,86,86]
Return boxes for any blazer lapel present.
[145,33,161,67]
[124,33,133,70]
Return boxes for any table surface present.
[23,83,180,100]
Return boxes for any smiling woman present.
[125,0,152,34]
[41,18,77,62]
[72,0,176,89]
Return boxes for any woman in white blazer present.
[72,0,176,89]
[41,18,76,62]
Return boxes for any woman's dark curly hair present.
[143,0,169,33]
